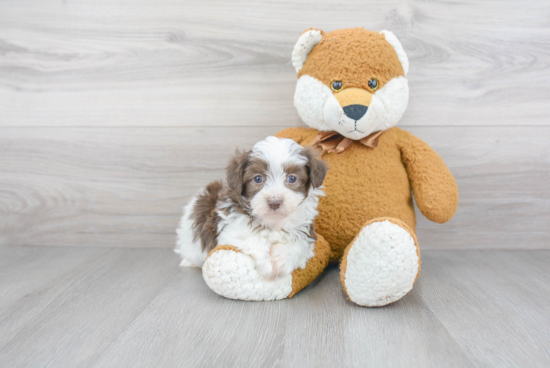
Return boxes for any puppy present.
[175,136,328,280]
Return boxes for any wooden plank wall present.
[1,0,549,249]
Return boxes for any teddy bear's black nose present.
[343,104,368,121]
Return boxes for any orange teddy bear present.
[202,28,458,307]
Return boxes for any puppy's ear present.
[301,147,328,189]
[226,150,250,195]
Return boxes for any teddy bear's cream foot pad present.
[203,248,293,301]
[341,219,420,307]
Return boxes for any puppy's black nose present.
[343,104,368,120]
[268,199,282,210]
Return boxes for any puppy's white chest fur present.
[217,207,317,280]
[219,214,303,252]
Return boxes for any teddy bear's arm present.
[275,127,310,144]
[399,131,459,224]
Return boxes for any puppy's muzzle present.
[268,198,282,210]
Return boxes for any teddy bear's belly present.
[314,143,416,260]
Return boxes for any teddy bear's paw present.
[202,247,293,301]
[341,219,420,307]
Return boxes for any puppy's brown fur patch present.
[225,150,253,215]
[242,158,269,201]
[283,163,310,197]
[190,180,223,253]
[300,147,329,189]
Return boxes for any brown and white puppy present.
[175,136,328,280]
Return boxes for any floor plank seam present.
[418,293,478,367]
[0,247,114,327]
[86,266,181,368]
[0,248,118,355]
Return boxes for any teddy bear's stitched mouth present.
[348,120,365,134]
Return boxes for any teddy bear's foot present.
[202,246,293,301]
[202,236,331,301]
[340,218,420,307]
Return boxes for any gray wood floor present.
[0,247,548,368]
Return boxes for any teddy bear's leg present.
[202,235,331,301]
[340,217,421,307]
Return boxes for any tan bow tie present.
[310,130,384,154]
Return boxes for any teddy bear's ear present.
[380,30,409,76]
[292,29,324,73]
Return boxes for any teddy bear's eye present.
[368,78,379,91]
[331,81,343,92]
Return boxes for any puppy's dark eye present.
[287,175,297,184]
[253,175,263,184]
[368,78,379,91]
[331,81,343,92]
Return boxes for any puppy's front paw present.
[254,257,276,281]
[270,244,294,279]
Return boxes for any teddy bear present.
[201,27,459,307]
